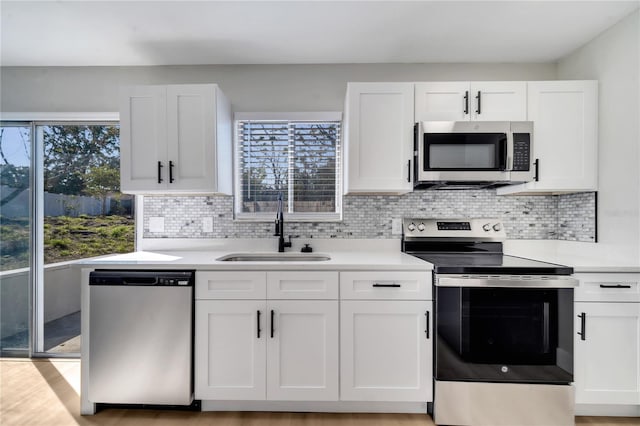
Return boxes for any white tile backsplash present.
[142,190,596,242]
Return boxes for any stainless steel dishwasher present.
[88,270,194,405]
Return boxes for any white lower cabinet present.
[267,300,339,400]
[574,273,640,407]
[195,269,432,405]
[574,302,640,405]
[195,271,339,402]
[195,300,266,400]
[340,300,433,402]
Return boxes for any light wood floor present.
[1,358,638,426]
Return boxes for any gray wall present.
[557,10,640,263]
[0,63,556,113]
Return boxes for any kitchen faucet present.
[274,192,292,253]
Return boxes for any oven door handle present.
[436,275,578,289]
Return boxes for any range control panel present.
[403,218,506,240]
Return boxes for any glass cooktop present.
[410,253,573,275]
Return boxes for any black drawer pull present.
[475,91,481,114]
[372,283,401,288]
[577,313,586,341]
[599,284,632,288]
[257,310,261,339]
[169,160,175,183]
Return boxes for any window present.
[235,113,341,221]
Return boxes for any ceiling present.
[1,1,638,66]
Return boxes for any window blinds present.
[236,120,341,219]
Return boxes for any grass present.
[0,215,134,271]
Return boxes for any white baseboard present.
[575,404,640,416]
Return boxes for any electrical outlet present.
[391,218,402,235]
[203,217,214,233]
[149,217,165,233]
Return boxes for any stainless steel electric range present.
[402,218,578,426]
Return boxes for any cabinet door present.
[470,81,527,121]
[574,302,640,404]
[266,300,339,401]
[340,301,433,402]
[345,83,414,193]
[414,82,471,122]
[166,84,217,192]
[119,85,167,192]
[498,80,597,195]
[195,300,266,400]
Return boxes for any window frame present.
[233,112,343,222]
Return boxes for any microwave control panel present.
[512,133,531,171]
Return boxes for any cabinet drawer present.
[267,271,338,300]
[340,271,431,300]
[196,271,266,299]
[575,273,640,302]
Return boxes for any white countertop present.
[78,247,433,271]
[504,240,640,273]
[76,238,640,273]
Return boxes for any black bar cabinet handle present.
[372,283,401,288]
[169,160,175,183]
[257,310,261,338]
[577,313,586,341]
[464,90,469,114]
[475,91,481,114]
[270,309,275,338]
[425,311,430,339]
[407,160,411,183]
[157,161,163,184]
[534,159,540,181]
[600,284,632,288]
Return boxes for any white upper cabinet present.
[415,81,526,122]
[414,82,470,121]
[120,83,232,194]
[344,82,414,194]
[497,80,598,195]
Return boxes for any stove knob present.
[407,222,416,232]
[493,223,502,231]
[482,223,491,232]
[417,223,425,232]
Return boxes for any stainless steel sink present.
[217,253,331,262]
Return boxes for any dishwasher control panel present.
[89,270,195,286]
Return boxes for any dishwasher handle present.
[122,277,158,285]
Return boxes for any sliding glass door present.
[0,123,33,356]
[1,120,133,356]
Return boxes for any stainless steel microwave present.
[414,121,535,189]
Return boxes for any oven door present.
[435,277,574,384]
[417,121,510,182]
